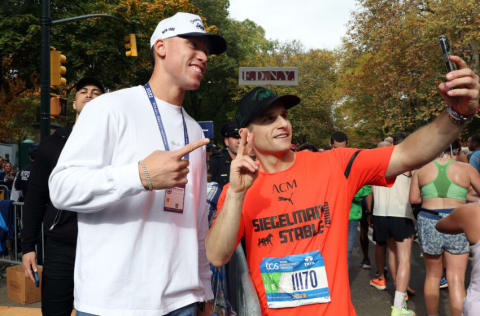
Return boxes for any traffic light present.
[50,48,67,86]
[50,93,67,119]
[124,33,138,57]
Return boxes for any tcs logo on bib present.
[265,262,279,271]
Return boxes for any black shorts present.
[372,216,415,245]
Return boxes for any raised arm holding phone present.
[206,52,479,316]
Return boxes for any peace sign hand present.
[139,138,209,190]
[229,129,260,194]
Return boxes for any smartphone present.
[439,35,456,73]
[33,270,39,287]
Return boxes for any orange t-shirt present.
[216,147,395,316]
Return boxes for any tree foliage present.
[0,0,277,144]
[235,41,339,147]
[338,0,480,145]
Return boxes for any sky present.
[228,0,359,50]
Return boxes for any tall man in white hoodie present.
[49,12,226,316]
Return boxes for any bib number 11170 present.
[291,270,318,291]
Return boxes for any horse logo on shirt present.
[258,233,274,246]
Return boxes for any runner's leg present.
[444,251,468,316]
[394,236,413,293]
[423,253,443,316]
[375,244,387,278]
[387,238,397,284]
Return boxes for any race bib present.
[260,250,330,308]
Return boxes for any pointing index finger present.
[175,138,209,159]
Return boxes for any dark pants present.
[41,237,76,316]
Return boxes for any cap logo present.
[254,89,274,103]
[195,23,205,31]
[162,27,175,34]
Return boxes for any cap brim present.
[179,32,227,55]
[274,95,301,109]
[242,94,301,127]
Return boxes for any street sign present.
[198,121,214,139]
[239,67,299,86]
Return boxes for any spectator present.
[297,143,318,152]
[468,134,480,172]
[330,131,348,148]
[49,12,226,316]
[452,139,468,163]
[22,77,104,316]
[209,121,240,191]
[1,162,15,190]
[15,146,37,201]
[384,136,394,145]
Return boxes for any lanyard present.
[144,83,190,159]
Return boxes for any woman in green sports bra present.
[410,142,480,316]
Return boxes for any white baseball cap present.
[150,12,227,55]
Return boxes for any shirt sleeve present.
[48,97,144,212]
[470,151,480,173]
[333,146,396,198]
[22,145,52,253]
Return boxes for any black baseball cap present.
[221,121,240,138]
[75,77,105,93]
[235,87,300,128]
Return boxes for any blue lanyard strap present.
[144,83,190,159]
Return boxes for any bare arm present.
[436,202,480,244]
[206,129,259,267]
[466,190,480,203]
[386,56,479,178]
[365,191,373,212]
[435,206,465,235]
[409,170,422,204]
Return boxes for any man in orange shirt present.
[206,56,479,316]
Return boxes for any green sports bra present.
[421,160,467,200]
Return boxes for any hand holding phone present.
[33,270,39,287]
[439,35,457,73]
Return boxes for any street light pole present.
[40,0,51,142]
[39,3,135,142]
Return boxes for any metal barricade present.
[0,202,44,266]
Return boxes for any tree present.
[0,0,199,141]
[235,41,339,147]
[1,0,277,145]
[338,0,480,144]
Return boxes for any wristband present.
[139,160,153,191]
[447,106,473,125]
